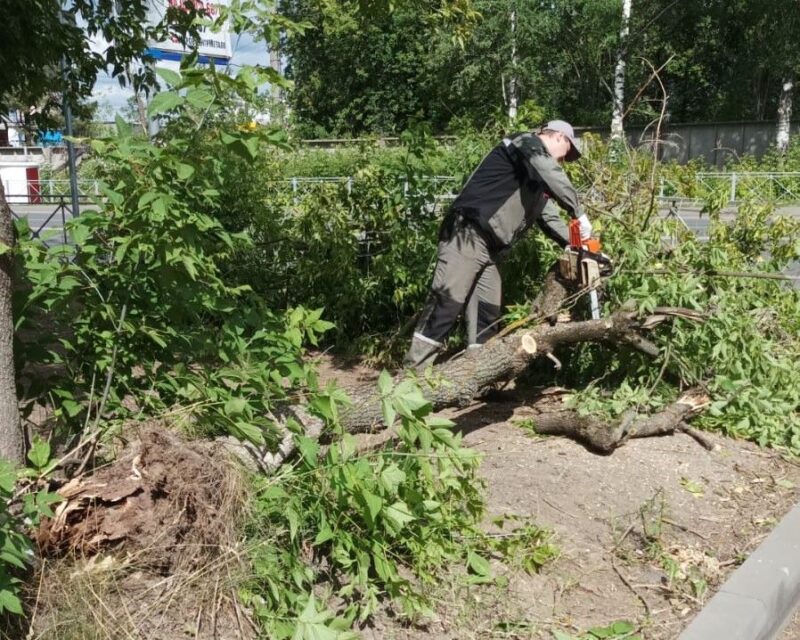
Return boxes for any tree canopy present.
[279,0,800,136]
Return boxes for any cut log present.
[513,387,711,452]
[339,307,657,432]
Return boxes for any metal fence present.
[8,171,800,251]
[272,173,800,206]
[32,179,101,199]
[5,193,91,247]
[659,172,800,204]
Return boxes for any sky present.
[91,30,271,119]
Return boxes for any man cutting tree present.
[404,120,600,369]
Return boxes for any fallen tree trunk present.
[339,307,659,432]
[218,273,706,472]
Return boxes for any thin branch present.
[639,56,670,229]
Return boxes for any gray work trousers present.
[403,215,502,368]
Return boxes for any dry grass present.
[14,424,258,640]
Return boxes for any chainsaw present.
[558,219,613,320]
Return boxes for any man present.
[404,120,592,369]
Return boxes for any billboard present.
[146,0,232,64]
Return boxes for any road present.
[8,201,90,246]
[664,202,800,281]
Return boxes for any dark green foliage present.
[279,0,800,136]
[242,373,555,637]
[14,65,321,449]
[558,137,800,453]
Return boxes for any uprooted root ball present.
[23,426,256,640]
[37,426,246,573]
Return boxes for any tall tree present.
[610,0,631,139]
[506,1,519,121]
[777,73,794,153]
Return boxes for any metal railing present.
[659,172,800,204]
[272,172,800,206]
[32,180,101,199]
[14,172,800,208]
[6,194,94,247]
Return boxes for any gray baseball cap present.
[545,119,582,161]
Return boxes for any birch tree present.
[506,0,519,121]
[610,0,632,139]
[777,73,794,153]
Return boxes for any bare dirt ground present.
[317,356,800,640]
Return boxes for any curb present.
[679,501,800,640]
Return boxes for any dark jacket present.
[451,133,584,253]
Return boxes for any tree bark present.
[513,387,709,453]
[507,1,518,121]
[777,72,794,153]
[339,308,657,433]
[0,180,23,464]
[610,0,632,140]
[217,290,702,473]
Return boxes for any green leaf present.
[156,67,182,87]
[467,550,490,577]
[361,490,383,525]
[232,421,264,446]
[380,464,405,495]
[185,87,215,110]
[245,135,260,158]
[313,521,334,546]
[292,595,340,640]
[384,501,415,532]
[27,437,50,469]
[680,477,704,496]
[147,91,184,117]
[0,589,23,615]
[0,461,17,493]
[0,242,12,255]
[176,163,195,180]
[380,397,396,427]
[296,436,319,468]
[588,626,613,638]
[610,620,635,635]
[114,114,131,137]
[286,506,300,542]
[0,550,26,571]
[377,370,393,396]
[224,397,247,416]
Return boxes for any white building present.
[0,149,45,204]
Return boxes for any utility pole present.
[60,55,80,218]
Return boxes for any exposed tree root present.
[38,426,245,573]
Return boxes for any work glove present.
[577,213,593,241]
